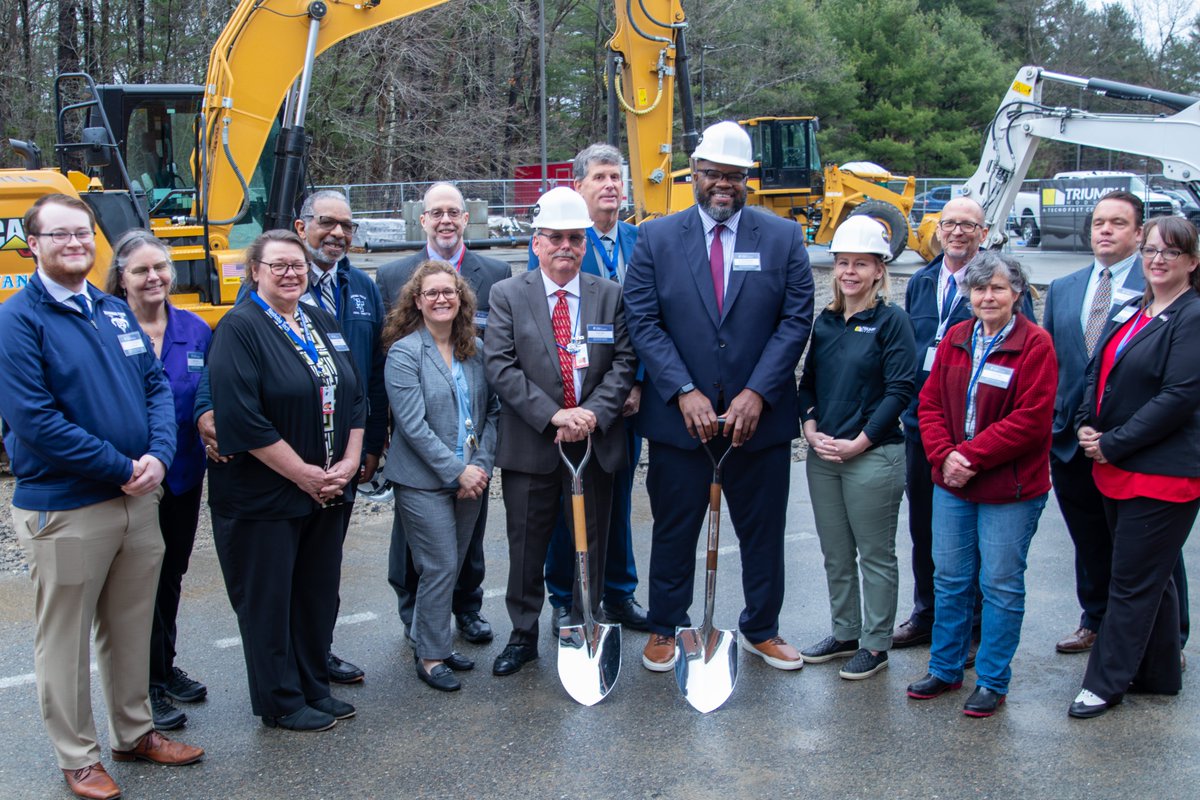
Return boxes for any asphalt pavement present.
[1,463,1197,800]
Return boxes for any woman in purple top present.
[105,230,212,732]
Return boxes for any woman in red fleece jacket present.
[906,251,1057,718]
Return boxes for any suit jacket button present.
[718,340,726,348]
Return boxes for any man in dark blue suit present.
[624,121,814,672]
[528,144,648,632]
[1043,190,1188,656]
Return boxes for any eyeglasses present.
[537,231,587,247]
[36,229,95,244]
[307,215,359,234]
[259,261,308,276]
[695,168,748,184]
[421,288,460,300]
[425,208,464,220]
[1141,245,1185,262]
[126,263,173,277]
[938,220,982,233]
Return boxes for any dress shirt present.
[935,260,968,341]
[540,269,584,402]
[427,243,466,270]
[307,265,337,314]
[697,208,742,296]
[594,222,625,284]
[37,267,91,313]
[1079,252,1137,334]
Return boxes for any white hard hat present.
[691,121,754,169]
[830,216,892,259]
[530,187,593,230]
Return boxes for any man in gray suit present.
[484,187,637,676]
[378,182,511,645]
[1044,189,1188,656]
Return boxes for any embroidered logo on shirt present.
[350,294,368,316]
[103,310,130,332]
[853,325,877,333]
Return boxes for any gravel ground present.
[0,269,1047,575]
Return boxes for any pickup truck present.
[1012,171,1181,247]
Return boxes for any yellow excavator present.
[606,0,939,261]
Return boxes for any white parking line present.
[0,662,96,690]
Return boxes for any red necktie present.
[552,289,577,408]
[710,223,725,314]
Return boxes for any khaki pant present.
[13,492,164,769]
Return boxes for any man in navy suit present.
[529,144,648,632]
[624,121,814,672]
[1043,189,1188,655]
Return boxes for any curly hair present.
[381,260,479,360]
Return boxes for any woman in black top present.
[208,230,365,732]
[798,216,917,680]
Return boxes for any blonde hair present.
[827,253,890,313]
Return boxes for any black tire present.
[847,200,909,262]
[1020,215,1041,246]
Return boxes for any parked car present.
[1155,188,1200,226]
[910,184,962,223]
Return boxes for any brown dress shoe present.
[740,633,804,670]
[642,633,676,672]
[111,730,204,766]
[63,763,121,800]
[1056,626,1097,654]
[892,619,932,649]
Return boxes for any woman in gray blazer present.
[382,261,499,692]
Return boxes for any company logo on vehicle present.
[1042,185,1124,210]
[1,217,32,258]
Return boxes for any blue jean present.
[929,487,1047,694]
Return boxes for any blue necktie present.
[71,293,91,319]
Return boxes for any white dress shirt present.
[540,270,584,402]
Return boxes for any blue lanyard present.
[586,229,620,281]
[966,322,1005,402]
[250,291,321,370]
[1114,308,1151,357]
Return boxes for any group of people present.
[2,121,1199,799]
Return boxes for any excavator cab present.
[746,117,824,195]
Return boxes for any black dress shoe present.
[893,619,933,649]
[261,706,337,731]
[327,652,365,684]
[1068,689,1116,719]
[456,611,494,644]
[551,605,571,634]
[602,597,650,631]
[963,686,1006,717]
[493,644,539,676]
[906,673,963,699]
[417,661,461,692]
[444,651,475,671]
[309,695,356,719]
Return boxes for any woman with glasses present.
[382,261,498,692]
[207,230,365,731]
[1069,217,1200,719]
[103,231,212,732]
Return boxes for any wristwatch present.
[677,382,696,397]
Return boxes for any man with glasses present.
[0,194,204,799]
[894,196,1036,652]
[377,182,511,647]
[1042,189,1189,660]
[483,187,636,676]
[527,144,648,636]
[624,120,815,673]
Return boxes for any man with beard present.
[377,183,511,647]
[623,121,815,673]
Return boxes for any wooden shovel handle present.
[572,494,588,554]
[706,482,720,570]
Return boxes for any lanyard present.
[1114,309,1152,357]
[586,228,620,280]
[966,321,1005,402]
[250,291,321,371]
[553,294,583,355]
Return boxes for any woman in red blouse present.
[1070,217,1200,719]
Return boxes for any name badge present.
[1112,306,1137,324]
[923,346,938,372]
[187,351,205,372]
[731,252,761,272]
[573,346,590,369]
[326,332,350,352]
[979,363,1014,389]
[1113,288,1140,304]
[474,311,489,329]
[587,324,614,344]
[321,385,336,431]
[119,332,147,357]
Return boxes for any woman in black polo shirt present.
[208,230,365,732]
[798,216,917,680]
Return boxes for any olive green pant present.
[805,443,904,652]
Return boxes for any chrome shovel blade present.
[557,621,622,706]
[674,626,739,713]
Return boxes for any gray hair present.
[422,182,465,211]
[963,250,1028,297]
[573,143,622,182]
[104,229,174,297]
[299,189,351,219]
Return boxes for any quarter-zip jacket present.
[0,274,176,510]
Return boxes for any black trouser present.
[1083,495,1200,700]
[213,508,343,718]
[388,493,487,628]
[149,482,203,688]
